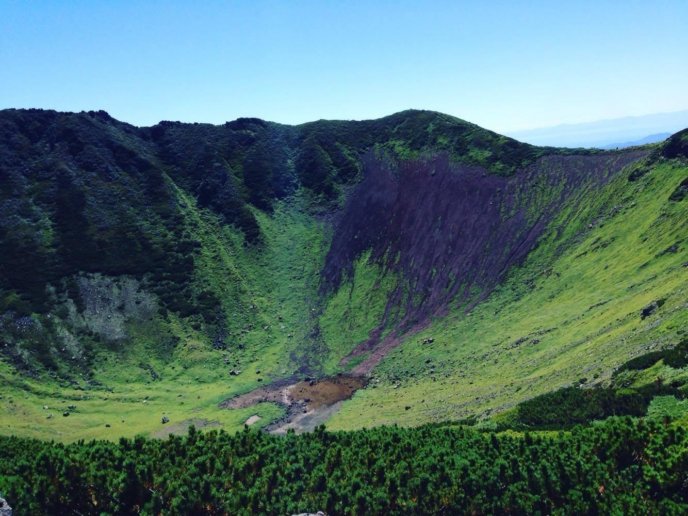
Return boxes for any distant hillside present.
[0,108,582,357]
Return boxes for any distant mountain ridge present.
[601,132,671,149]
[508,110,688,148]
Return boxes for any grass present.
[170,184,331,384]
[319,250,398,373]
[0,187,329,442]
[0,359,284,441]
[327,160,688,430]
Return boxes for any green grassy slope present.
[0,189,329,441]
[328,157,688,429]
[319,251,399,374]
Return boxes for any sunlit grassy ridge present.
[328,159,688,429]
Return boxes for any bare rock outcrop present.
[0,497,12,516]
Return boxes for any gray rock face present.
[0,497,12,516]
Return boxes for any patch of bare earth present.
[220,375,366,433]
[244,415,262,426]
[340,325,426,376]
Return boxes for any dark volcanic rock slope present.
[323,150,648,371]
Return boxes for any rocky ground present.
[221,375,366,432]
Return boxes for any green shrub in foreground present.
[1,417,687,514]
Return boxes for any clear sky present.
[1,1,686,132]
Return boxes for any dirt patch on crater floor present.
[289,375,365,408]
[220,375,367,433]
[220,377,295,409]
[244,415,262,426]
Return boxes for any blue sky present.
[1,1,686,132]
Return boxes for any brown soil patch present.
[220,375,367,433]
[219,377,294,409]
[289,376,366,409]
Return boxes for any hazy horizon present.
[506,109,688,148]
